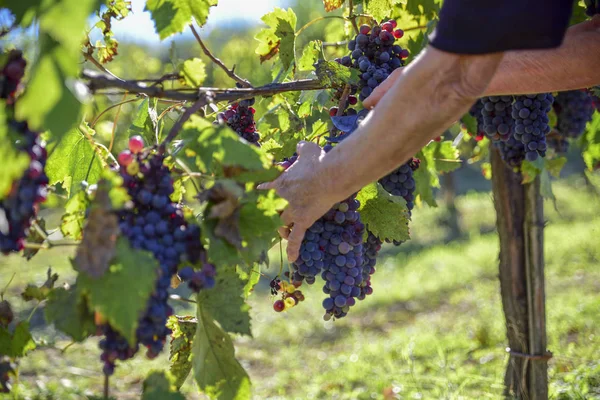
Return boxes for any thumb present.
[362,67,404,109]
[296,141,322,160]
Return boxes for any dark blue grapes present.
[100,152,214,375]
[512,93,553,162]
[481,96,514,142]
[378,158,420,211]
[358,232,381,299]
[554,90,594,139]
[495,135,526,168]
[349,22,407,101]
[217,99,260,145]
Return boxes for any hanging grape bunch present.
[512,93,553,162]
[217,98,260,145]
[378,157,420,212]
[495,135,527,168]
[480,96,515,142]
[98,136,216,376]
[349,20,408,101]
[467,100,485,141]
[554,90,595,139]
[0,52,49,254]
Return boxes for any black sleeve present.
[429,0,574,54]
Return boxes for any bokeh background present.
[1,0,599,398]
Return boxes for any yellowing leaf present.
[181,58,207,87]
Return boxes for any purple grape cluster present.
[0,54,49,254]
[495,135,526,168]
[217,99,260,145]
[378,157,420,212]
[481,96,514,142]
[512,93,553,162]
[359,232,381,299]
[348,21,408,101]
[554,90,594,139]
[100,151,214,375]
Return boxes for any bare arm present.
[486,16,600,95]
[363,17,600,109]
[260,47,502,261]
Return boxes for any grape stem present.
[22,239,79,250]
[189,24,253,88]
[348,0,359,35]
[82,52,124,83]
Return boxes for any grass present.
[1,177,599,399]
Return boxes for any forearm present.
[486,18,600,95]
[321,47,502,201]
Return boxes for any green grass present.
[1,178,599,399]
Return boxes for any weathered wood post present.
[490,147,549,399]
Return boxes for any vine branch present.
[189,24,252,88]
[83,69,326,103]
[348,0,359,34]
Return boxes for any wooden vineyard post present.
[490,147,549,399]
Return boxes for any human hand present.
[258,141,337,263]
[362,67,404,109]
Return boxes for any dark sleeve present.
[429,0,574,54]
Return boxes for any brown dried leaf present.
[259,41,280,63]
[323,0,344,12]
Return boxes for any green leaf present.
[314,59,360,88]
[569,0,589,26]
[167,315,197,389]
[0,103,30,200]
[521,158,544,184]
[180,116,279,183]
[428,140,461,173]
[581,112,600,170]
[126,98,157,146]
[181,58,207,87]
[403,0,441,20]
[198,266,251,336]
[45,286,96,342]
[539,170,556,202]
[193,301,251,400]
[255,8,297,70]
[76,238,158,344]
[462,113,478,136]
[21,268,58,302]
[46,125,103,198]
[236,266,261,299]
[145,0,218,40]
[60,191,90,240]
[298,40,322,72]
[365,0,404,21]
[356,183,410,242]
[0,322,36,358]
[142,370,186,400]
[545,157,567,178]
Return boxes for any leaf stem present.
[104,374,110,399]
[0,273,16,301]
[348,0,359,34]
[83,52,124,83]
[189,24,252,88]
[90,98,142,128]
[108,93,128,152]
[27,301,41,323]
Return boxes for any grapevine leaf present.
[16,33,82,140]
[365,0,404,22]
[142,370,186,400]
[569,1,589,26]
[46,125,103,198]
[237,266,261,298]
[413,149,437,207]
[0,103,30,200]
[198,265,251,336]
[45,286,96,342]
[314,60,360,88]
[145,0,218,40]
[180,116,279,183]
[76,238,158,344]
[428,140,461,173]
[581,112,600,170]
[167,315,197,389]
[0,322,36,357]
[21,268,58,302]
[462,113,478,136]
[403,0,441,20]
[255,8,297,70]
[539,170,556,202]
[298,40,322,71]
[126,98,156,146]
[545,157,567,178]
[323,0,345,12]
[192,301,251,400]
[357,182,410,243]
[181,58,207,87]
[521,158,544,184]
[60,191,89,240]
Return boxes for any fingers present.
[286,224,307,263]
[278,226,291,240]
[256,181,277,190]
[362,67,404,109]
[296,140,322,159]
[279,208,293,226]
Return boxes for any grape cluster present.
[99,136,214,375]
[217,99,260,145]
[554,90,594,138]
[348,21,408,101]
[480,96,514,142]
[495,136,526,168]
[359,232,381,299]
[512,93,553,162]
[546,131,570,154]
[0,53,49,254]
[378,157,420,212]
[467,100,485,141]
